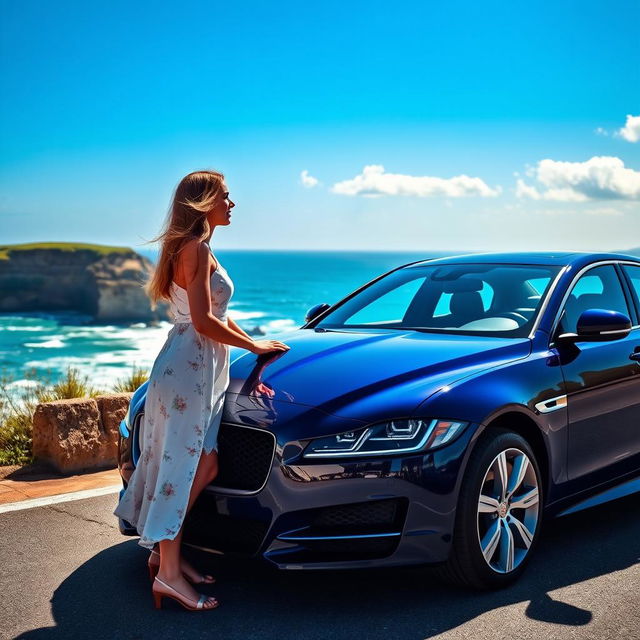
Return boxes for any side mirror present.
[557,308,632,343]
[305,302,331,324]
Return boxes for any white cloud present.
[516,156,640,201]
[617,114,640,143]
[331,164,501,198]
[594,127,608,136]
[515,179,543,200]
[515,179,588,202]
[300,170,319,188]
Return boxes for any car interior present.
[322,264,560,336]
[390,267,549,332]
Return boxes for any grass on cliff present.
[0,242,133,260]
[0,365,148,465]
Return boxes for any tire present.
[436,427,544,589]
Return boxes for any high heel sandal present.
[147,549,216,585]
[152,576,219,611]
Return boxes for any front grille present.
[312,499,400,530]
[270,498,408,563]
[210,423,276,493]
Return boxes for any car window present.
[558,264,630,334]
[346,277,425,325]
[526,277,551,296]
[316,263,562,337]
[622,265,640,317]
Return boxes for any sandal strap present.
[154,577,189,601]
[154,577,213,609]
[154,577,171,591]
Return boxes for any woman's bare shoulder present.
[178,240,213,285]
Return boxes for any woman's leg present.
[155,450,219,605]
[186,449,219,514]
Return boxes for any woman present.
[113,170,289,611]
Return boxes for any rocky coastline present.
[0,242,170,323]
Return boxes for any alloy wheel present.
[476,447,540,574]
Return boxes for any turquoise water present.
[0,250,451,390]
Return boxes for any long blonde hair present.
[146,170,225,304]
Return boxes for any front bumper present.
[180,421,477,569]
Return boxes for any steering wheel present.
[493,311,528,325]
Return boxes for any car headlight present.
[302,418,468,458]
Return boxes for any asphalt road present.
[1,492,639,640]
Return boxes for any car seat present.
[449,290,485,327]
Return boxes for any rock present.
[32,393,133,474]
[0,242,170,323]
[95,393,133,462]
[32,398,103,474]
[248,325,267,336]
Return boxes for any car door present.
[620,262,640,460]
[553,262,640,482]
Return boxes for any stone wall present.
[32,393,133,474]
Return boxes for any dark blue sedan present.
[117,251,640,588]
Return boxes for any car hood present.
[228,328,531,422]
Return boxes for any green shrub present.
[36,366,104,402]
[0,368,50,466]
[0,412,33,465]
[113,364,149,393]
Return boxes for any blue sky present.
[1,1,639,252]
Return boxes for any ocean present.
[0,250,452,392]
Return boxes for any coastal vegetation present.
[0,241,133,260]
[113,365,149,393]
[0,365,148,465]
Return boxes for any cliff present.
[0,242,170,322]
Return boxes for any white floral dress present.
[113,246,234,549]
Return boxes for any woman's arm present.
[227,316,252,340]
[180,240,289,356]
[181,241,256,350]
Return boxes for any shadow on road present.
[17,493,640,640]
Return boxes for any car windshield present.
[314,263,563,338]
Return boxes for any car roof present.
[403,251,640,269]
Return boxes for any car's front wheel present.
[438,428,543,589]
